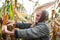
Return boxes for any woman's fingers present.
[8,20,15,24]
[2,24,15,36]
[2,25,7,34]
[5,29,14,35]
[2,25,7,31]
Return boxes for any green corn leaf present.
[7,3,14,20]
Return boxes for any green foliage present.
[58,9,60,13]
[0,9,2,18]
[7,3,14,20]
[25,15,30,20]
[7,2,14,20]
[58,9,60,17]
[0,2,7,18]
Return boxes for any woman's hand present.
[2,25,15,35]
[5,29,15,35]
[8,20,15,24]
[2,25,7,33]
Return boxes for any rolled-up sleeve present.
[15,25,49,38]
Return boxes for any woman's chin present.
[35,21,38,23]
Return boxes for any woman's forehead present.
[35,10,42,13]
[36,11,42,15]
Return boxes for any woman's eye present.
[36,15,40,17]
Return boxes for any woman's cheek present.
[36,17,40,20]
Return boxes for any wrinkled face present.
[35,11,42,23]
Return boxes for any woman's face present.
[35,11,42,23]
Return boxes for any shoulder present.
[37,22,50,30]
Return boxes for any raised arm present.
[15,24,50,38]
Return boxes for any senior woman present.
[2,10,50,40]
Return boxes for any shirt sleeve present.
[16,22,31,29]
[15,24,50,38]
